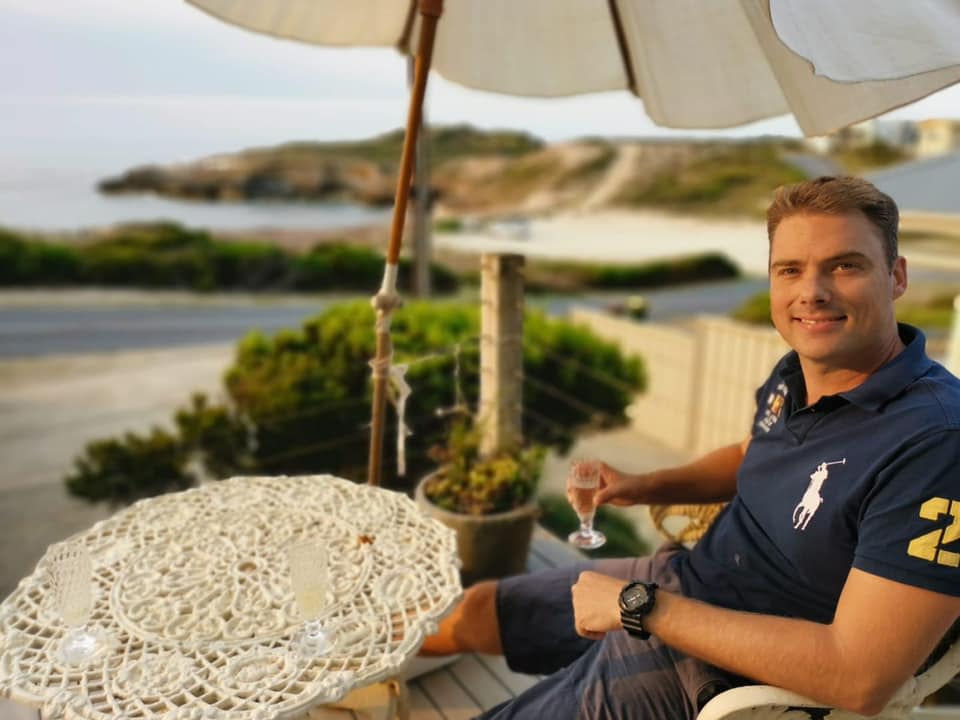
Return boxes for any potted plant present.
[414,419,546,585]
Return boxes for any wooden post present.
[479,253,524,458]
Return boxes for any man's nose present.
[797,271,831,304]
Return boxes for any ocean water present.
[0,161,390,233]
[0,95,398,234]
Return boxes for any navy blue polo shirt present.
[676,325,960,623]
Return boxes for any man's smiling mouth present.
[795,315,846,326]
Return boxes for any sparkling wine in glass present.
[288,542,333,656]
[566,459,606,549]
[49,542,111,665]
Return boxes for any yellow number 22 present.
[907,497,960,568]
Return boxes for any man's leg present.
[420,561,597,675]
[421,580,502,655]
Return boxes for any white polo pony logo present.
[792,459,846,531]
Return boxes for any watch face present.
[622,583,649,611]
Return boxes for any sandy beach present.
[439,210,774,275]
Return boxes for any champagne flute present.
[288,542,333,656]
[49,542,110,665]
[566,459,606,549]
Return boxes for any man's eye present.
[776,267,798,277]
[834,262,859,272]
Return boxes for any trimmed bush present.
[0,229,81,285]
[66,301,645,503]
[65,428,194,506]
[0,224,459,294]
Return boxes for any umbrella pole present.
[368,0,443,487]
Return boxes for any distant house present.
[868,152,960,215]
[916,119,960,159]
[805,119,917,155]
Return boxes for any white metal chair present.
[649,504,960,720]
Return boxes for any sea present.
[0,160,389,234]
[0,97,394,234]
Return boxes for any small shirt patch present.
[757,382,788,433]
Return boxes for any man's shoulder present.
[900,361,960,429]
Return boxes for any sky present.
[3,0,960,172]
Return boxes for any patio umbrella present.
[185,0,960,486]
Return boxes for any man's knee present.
[422,580,502,655]
[454,580,502,653]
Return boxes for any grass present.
[254,124,544,167]
[831,141,910,174]
[616,142,806,217]
[524,253,740,292]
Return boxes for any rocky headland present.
[98,125,826,218]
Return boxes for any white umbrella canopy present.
[183,0,960,486]
[187,0,960,136]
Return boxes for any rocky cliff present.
[99,126,824,217]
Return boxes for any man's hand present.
[594,463,649,507]
[571,571,626,639]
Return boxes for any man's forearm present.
[572,570,958,716]
[639,441,744,505]
[648,592,869,712]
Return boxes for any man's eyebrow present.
[769,251,871,269]
[825,251,871,264]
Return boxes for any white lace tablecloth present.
[0,475,462,720]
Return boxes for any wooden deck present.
[406,527,583,720]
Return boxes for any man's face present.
[769,212,907,372]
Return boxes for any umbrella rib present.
[397,0,419,55]
[607,0,639,95]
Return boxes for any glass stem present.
[304,619,324,640]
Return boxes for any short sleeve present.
[853,429,960,597]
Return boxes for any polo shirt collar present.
[840,324,932,411]
[776,324,933,413]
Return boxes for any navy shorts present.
[478,543,743,720]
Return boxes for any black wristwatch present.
[619,581,658,639]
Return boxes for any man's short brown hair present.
[766,176,900,268]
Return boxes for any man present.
[422,176,960,719]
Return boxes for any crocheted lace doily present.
[0,475,462,719]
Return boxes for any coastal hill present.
[99,125,902,218]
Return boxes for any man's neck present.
[800,334,906,406]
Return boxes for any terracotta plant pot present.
[414,474,539,586]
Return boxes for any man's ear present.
[891,256,908,300]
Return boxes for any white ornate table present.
[0,475,462,720]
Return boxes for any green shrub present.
[67,301,644,503]
[174,393,253,479]
[0,222,460,293]
[731,291,772,325]
[538,494,650,558]
[65,428,194,506]
[434,217,464,233]
[525,253,740,292]
[0,229,81,285]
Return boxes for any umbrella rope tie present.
[387,363,412,476]
[372,263,402,333]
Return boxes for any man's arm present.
[572,569,960,716]
[595,436,749,507]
